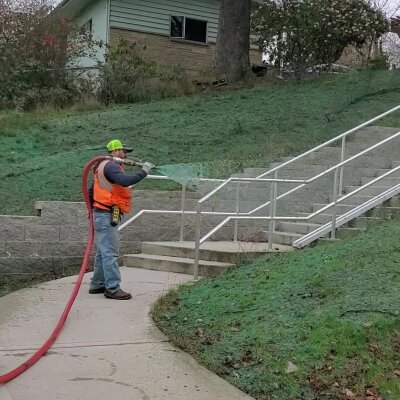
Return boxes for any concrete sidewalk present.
[0,268,253,400]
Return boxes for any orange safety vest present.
[93,160,131,214]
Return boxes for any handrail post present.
[193,202,202,281]
[338,135,346,195]
[331,167,340,239]
[268,181,275,250]
[273,171,279,234]
[179,183,187,242]
[234,181,240,242]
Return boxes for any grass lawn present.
[153,217,400,400]
[1,69,400,215]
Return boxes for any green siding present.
[110,0,220,42]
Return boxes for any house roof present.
[58,0,264,19]
[56,0,96,19]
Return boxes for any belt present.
[93,207,111,213]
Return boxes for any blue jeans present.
[90,211,121,293]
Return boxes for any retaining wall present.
[0,190,266,281]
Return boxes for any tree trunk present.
[215,0,251,82]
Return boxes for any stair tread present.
[279,222,321,227]
[265,230,303,237]
[125,253,234,267]
[141,241,293,253]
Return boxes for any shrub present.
[251,0,388,77]
[0,0,102,110]
[99,38,195,104]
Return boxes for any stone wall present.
[0,190,267,281]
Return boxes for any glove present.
[142,161,155,174]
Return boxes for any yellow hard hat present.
[106,139,133,153]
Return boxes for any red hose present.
[0,156,108,384]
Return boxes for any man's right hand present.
[142,162,155,174]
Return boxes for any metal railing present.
[118,105,400,280]
[293,166,400,248]
[119,175,305,240]
[191,105,400,279]
[119,175,226,241]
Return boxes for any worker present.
[89,139,153,300]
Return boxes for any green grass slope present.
[153,218,400,400]
[1,70,400,215]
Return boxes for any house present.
[391,16,400,37]
[58,0,262,74]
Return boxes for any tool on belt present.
[110,205,120,226]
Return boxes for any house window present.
[81,19,92,35]
[170,16,207,43]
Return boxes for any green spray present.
[153,162,208,186]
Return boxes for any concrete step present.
[276,221,321,234]
[314,196,400,215]
[297,212,335,224]
[336,226,366,239]
[367,206,400,218]
[299,145,392,161]
[361,176,400,186]
[353,126,399,138]
[327,194,375,206]
[266,163,380,178]
[343,185,393,197]
[346,216,382,229]
[140,241,291,264]
[329,194,400,207]
[296,212,382,229]
[312,203,358,213]
[123,253,233,277]
[263,231,303,246]
[384,196,400,207]
[375,168,400,177]
[344,141,400,153]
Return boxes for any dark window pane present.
[170,16,184,38]
[185,18,207,43]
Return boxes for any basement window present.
[170,16,208,44]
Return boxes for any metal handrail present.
[191,105,400,210]
[192,121,400,279]
[293,166,400,248]
[195,130,400,240]
[120,176,306,233]
[256,104,400,179]
[247,129,400,215]
[197,164,400,255]
[123,175,225,240]
[118,106,400,281]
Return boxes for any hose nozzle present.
[111,157,143,167]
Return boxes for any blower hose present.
[0,155,121,384]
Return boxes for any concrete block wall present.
[0,190,265,281]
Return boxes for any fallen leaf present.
[394,370,400,377]
[286,361,299,374]
[344,388,355,398]
[369,343,381,354]
[196,328,204,338]
[332,381,339,388]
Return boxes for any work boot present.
[104,289,132,300]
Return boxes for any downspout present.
[106,0,111,45]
